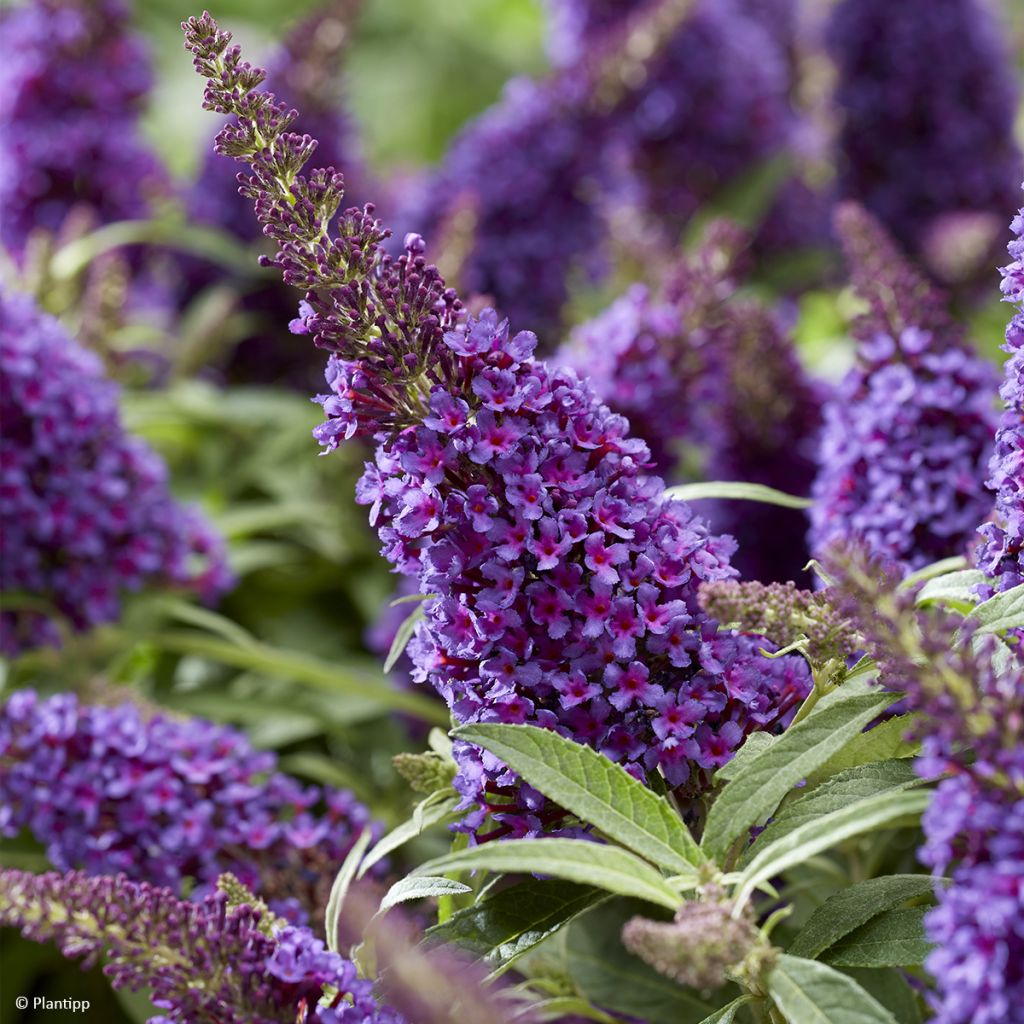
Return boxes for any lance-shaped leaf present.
[701,684,902,862]
[380,876,471,912]
[358,793,461,879]
[425,878,606,975]
[412,839,684,911]
[961,582,1024,636]
[324,826,372,953]
[664,481,812,509]
[454,723,702,872]
[767,956,899,1024]
[739,760,923,867]
[821,907,934,968]
[733,788,930,909]
[789,875,937,960]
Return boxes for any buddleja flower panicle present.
[0,690,378,923]
[184,13,813,835]
[832,551,1023,1024]
[975,182,1024,595]
[809,206,998,573]
[0,869,404,1024]
[0,289,232,654]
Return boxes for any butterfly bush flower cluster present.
[826,0,1021,271]
[835,557,1024,1024]
[808,205,998,574]
[0,690,377,922]
[0,869,405,1024]
[558,226,823,582]
[595,0,793,236]
[0,290,231,654]
[975,184,1024,594]
[183,14,812,836]
[396,73,605,344]
[0,0,168,259]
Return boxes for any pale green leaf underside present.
[664,481,812,509]
[413,838,683,910]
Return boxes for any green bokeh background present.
[138,0,547,176]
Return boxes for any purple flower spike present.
[0,869,405,1024]
[809,206,998,574]
[0,289,231,654]
[182,13,813,836]
[975,183,1024,594]
[826,0,1021,273]
[0,690,378,921]
[0,0,168,259]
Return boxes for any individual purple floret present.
[835,556,1024,1024]
[0,0,168,259]
[183,14,813,835]
[0,690,377,921]
[396,74,605,346]
[0,289,231,654]
[0,869,405,1024]
[808,205,998,574]
[975,184,1024,594]
[826,0,1022,273]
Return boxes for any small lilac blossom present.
[0,690,378,920]
[809,206,998,574]
[0,289,231,654]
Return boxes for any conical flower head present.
[0,289,231,653]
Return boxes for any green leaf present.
[767,955,898,1024]
[358,794,461,879]
[425,878,607,975]
[913,569,985,610]
[454,723,703,872]
[715,732,776,783]
[962,583,1024,636]
[380,875,471,911]
[151,629,450,725]
[822,907,933,968]
[842,969,922,1024]
[413,839,684,910]
[740,761,923,867]
[734,788,930,910]
[664,481,812,509]
[789,875,937,960]
[899,556,970,591]
[384,602,426,673]
[807,715,919,785]
[567,902,720,1024]
[701,684,902,862]
[696,996,758,1024]
[324,827,373,953]
[512,996,621,1023]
